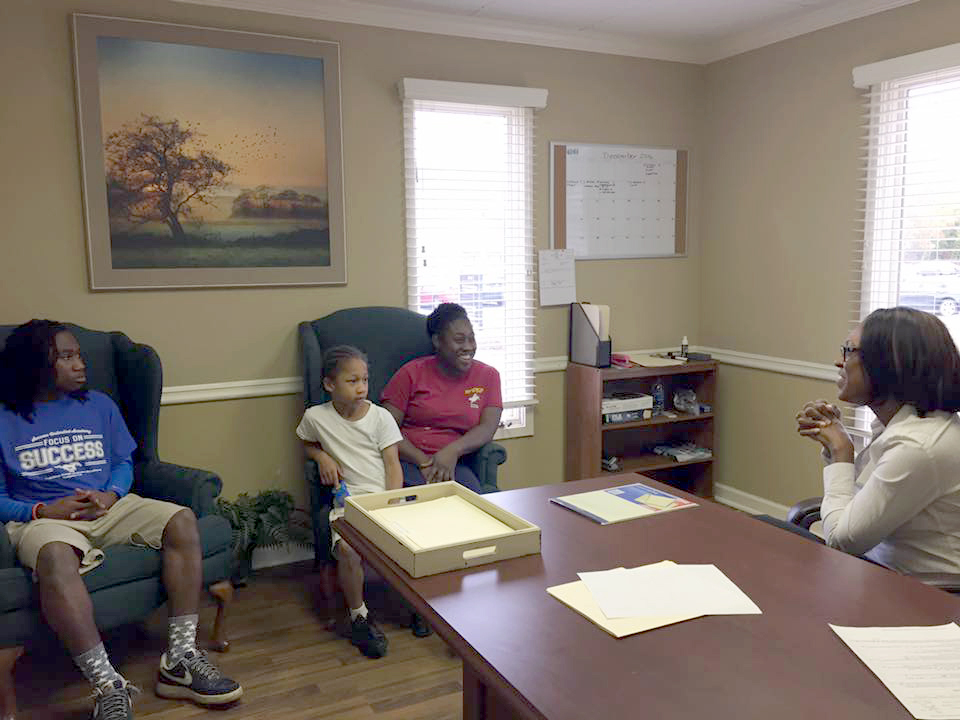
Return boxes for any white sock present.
[349,603,368,621]
[74,642,124,690]
[166,613,200,665]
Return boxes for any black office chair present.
[787,497,960,593]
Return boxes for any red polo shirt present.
[381,356,502,455]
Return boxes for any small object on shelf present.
[601,393,653,414]
[653,443,713,463]
[700,403,712,414]
[652,378,665,416]
[673,389,700,415]
[681,336,688,358]
[685,351,712,361]
[601,455,621,472]
[603,409,649,424]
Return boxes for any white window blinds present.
[400,80,546,410]
[857,62,960,328]
[853,51,960,431]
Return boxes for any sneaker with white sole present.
[92,678,138,720]
[156,649,242,705]
[350,615,388,658]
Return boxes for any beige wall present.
[9,0,959,510]
[701,0,960,505]
[1,0,704,498]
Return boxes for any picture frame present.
[72,14,346,290]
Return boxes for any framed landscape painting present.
[72,14,346,289]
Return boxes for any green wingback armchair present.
[299,306,507,566]
[0,323,235,719]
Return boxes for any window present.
[854,45,960,430]
[857,52,960,331]
[400,80,547,436]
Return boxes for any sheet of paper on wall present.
[538,249,576,306]
[829,623,960,719]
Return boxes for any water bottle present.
[652,378,665,416]
[333,482,350,510]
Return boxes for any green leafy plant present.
[214,490,312,583]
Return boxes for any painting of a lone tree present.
[73,15,344,288]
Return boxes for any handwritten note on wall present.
[551,143,686,260]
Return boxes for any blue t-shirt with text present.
[0,391,137,522]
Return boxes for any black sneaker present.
[410,612,433,638]
[156,649,242,705]
[92,678,138,720]
[350,615,388,658]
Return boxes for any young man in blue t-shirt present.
[0,320,242,719]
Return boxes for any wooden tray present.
[343,482,541,577]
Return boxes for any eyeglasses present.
[841,344,861,362]
[55,350,85,363]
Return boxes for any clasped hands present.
[38,489,119,521]
[418,447,458,484]
[796,399,855,464]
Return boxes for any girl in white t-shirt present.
[296,345,402,659]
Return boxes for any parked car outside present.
[899,260,960,316]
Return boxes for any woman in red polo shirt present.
[381,303,502,492]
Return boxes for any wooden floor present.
[14,562,464,719]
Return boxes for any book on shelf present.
[601,393,653,414]
[550,481,697,525]
[602,409,652,424]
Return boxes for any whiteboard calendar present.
[550,142,687,259]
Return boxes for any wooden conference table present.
[334,474,960,720]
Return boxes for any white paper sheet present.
[370,496,513,550]
[538,249,576,306]
[578,563,761,619]
[546,579,702,638]
[830,623,960,720]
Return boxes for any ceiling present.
[175,0,919,63]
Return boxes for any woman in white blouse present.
[797,307,960,575]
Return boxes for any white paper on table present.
[546,579,701,638]
[830,623,960,720]
[370,496,513,550]
[580,563,761,619]
[538,249,576,306]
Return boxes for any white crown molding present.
[160,376,302,405]
[172,0,698,63]
[158,346,834,405]
[173,0,919,64]
[699,0,920,64]
[697,346,838,382]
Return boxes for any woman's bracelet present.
[418,459,433,468]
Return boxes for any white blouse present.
[821,405,960,575]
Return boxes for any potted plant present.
[214,489,313,584]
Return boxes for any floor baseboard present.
[713,482,790,520]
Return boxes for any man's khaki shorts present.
[5,493,187,575]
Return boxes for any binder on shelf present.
[569,302,611,367]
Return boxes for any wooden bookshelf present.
[565,360,717,497]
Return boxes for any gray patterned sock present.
[166,613,199,665]
[74,643,123,689]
